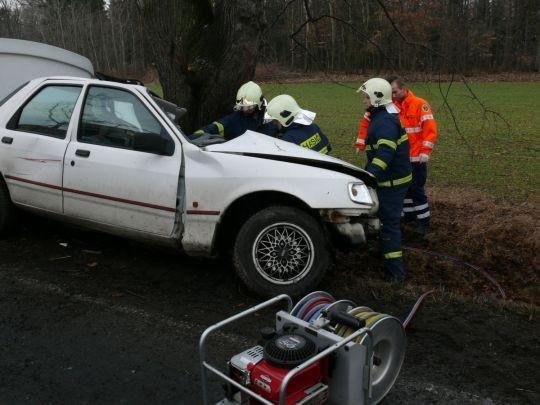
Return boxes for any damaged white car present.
[0,73,380,296]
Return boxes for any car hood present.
[204,130,376,187]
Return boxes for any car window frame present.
[6,83,84,140]
[77,84,175,156]
[0,82,29,108]
[137,88,192,146]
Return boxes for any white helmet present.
[235,81,263,110]
[265,94,301,127]
[357,78,392,107]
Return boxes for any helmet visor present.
[235,104,257,113]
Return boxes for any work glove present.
[418,153,430,163]
[354,139,366,153]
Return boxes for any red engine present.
[229,334,328,404]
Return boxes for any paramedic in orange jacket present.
[389,76,437,236]
[354,77,438,236]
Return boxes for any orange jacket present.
[354,111,370,151]
[354,90,437,160]
[393,90,437,161]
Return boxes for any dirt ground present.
[254,65,540,84]
[338,187,539,305]
[0,196,538,404]
[140,67,540,88]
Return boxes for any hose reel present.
[290,291,406,404]
[201,291,413,405]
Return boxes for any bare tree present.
[138,0,265,132]
[1,0,538,82]
[537,9,540,71]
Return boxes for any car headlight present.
[348,183,373,205]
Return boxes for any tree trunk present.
[139,0,265,133]
[537,10,540,71]
[329,0,335,72]
[502,0,513,69]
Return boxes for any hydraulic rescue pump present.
[200,291,407,405]
[229,334,329,404]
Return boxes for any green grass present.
[264,82,539,198]
[150,80,539,198]
[147,82,163,98]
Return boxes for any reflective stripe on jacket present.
[281,122,332,154]
[393,90,437,160]
[365,106,411,187]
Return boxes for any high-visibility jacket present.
[365,106,411,187]
[354,90,437,161]
[354,111,370,152]
[393,90,437,161]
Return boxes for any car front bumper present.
[320,209,380,248]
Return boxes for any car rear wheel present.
[0,177,16,236]
[233,206,331,297]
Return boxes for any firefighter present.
[265,94,332,154]
[358,78,412,283]
[192,81,278,140]
[388,76,437,237]
[354,77,438,237]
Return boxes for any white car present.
[0,77,379,296]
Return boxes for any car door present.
[0,82,83,213]
[62,84,181,236]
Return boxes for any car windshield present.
[148,90,226,147]
[147,91,183,128]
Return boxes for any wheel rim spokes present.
[252,223,314,285]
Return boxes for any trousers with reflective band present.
[403,162,430,227]
[393,89,438,158]
[378,184,408,282]
[384,251,402,259]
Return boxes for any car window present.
[10,85,82,138]
[79,86,172,153]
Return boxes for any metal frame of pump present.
[199,294,378,405]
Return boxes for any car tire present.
[233,206,331,297]
[0,177,16,236]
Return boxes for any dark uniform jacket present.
[281,122,332,154]
[196,110,278,140]
[365,106,412,187]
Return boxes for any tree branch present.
[375,0,511,157]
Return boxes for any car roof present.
[35,76,147,92]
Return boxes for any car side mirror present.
[133,132,174,156]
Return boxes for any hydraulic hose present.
[291,290,434,331]
[403,246,507,300]
[401,289,435,329]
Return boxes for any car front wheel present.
[233,206,331,297]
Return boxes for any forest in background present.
[1,0,539,78]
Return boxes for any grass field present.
[147,82,164,98]
[264,81,539,199]
[151,81,539,198]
